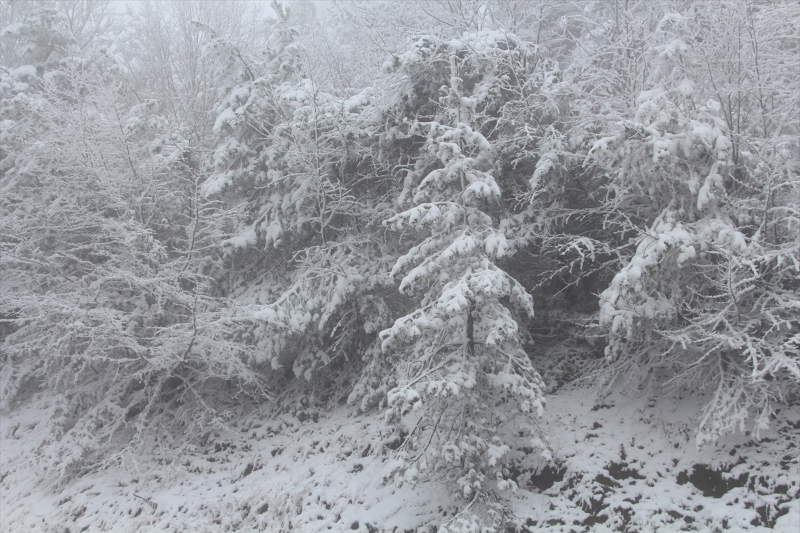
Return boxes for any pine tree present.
[205,5,397,402]
[376,32,547,508]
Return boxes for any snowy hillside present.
[3,375,797,532]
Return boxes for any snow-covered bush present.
[576,1,800,443]
[0,50,265,481]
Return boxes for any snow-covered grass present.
[2,375,798,532]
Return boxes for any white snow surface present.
[1,378,797,532]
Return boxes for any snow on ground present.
[517,385,799,532]
[1,379,798,532]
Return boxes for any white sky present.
[108,0,139,14]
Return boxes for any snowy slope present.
[2,382,798,532]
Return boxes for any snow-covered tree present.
[373,31,549,518]
[574,0,800,443]
[115,0,268,150]
[0,36,266,480]
[204,5,397,402]
[0,2,75,70]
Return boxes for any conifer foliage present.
[376,33,546,510]
[579,1,800,444]
[205,4,396,395]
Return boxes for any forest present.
[0,1,798,531]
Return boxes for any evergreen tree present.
[374,32,548,516]
[205,5,396,402]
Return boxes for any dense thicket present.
[1,0,798,527]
